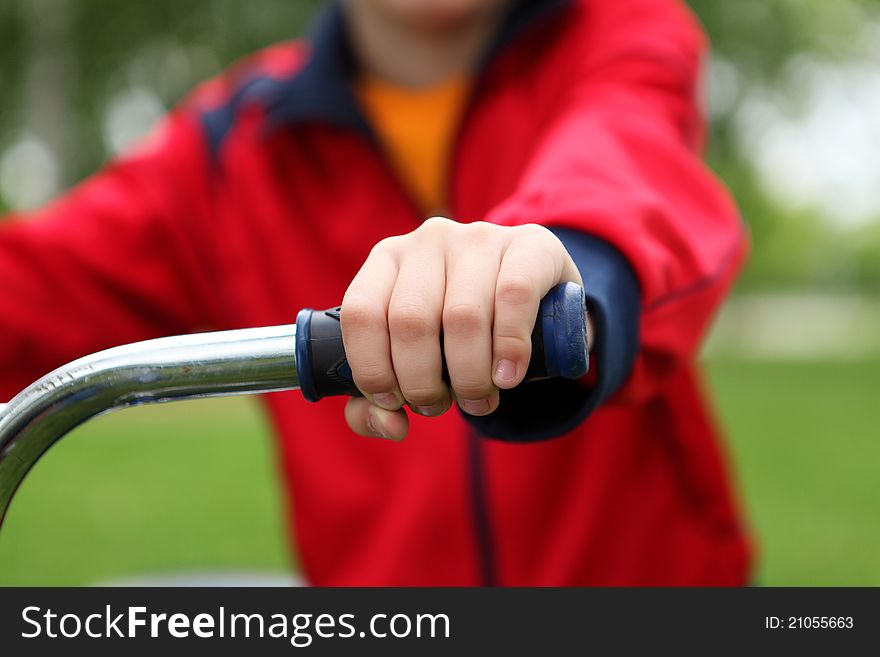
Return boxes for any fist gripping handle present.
[295,282,590,402]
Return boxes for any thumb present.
[344,397,409,441]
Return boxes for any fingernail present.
[458,398,491,416]
[414,403,445,417]
[366,412,391,440]
[494,359,517,387]
[372,392,400,410]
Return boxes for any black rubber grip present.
[295,281,589,402]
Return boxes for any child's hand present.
[340,217,583,440]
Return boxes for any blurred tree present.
[688,0,880,293]
[0,0,319,206]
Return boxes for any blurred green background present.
[0,0,878,585]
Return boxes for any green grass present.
[1,360,877,586]
[0,397,292,586]
[704,359,880,586]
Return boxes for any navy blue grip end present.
[295,308,319,402]
[539,281,589,380]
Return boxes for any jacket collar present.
[265,0,572,134]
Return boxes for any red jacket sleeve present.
[0,111,221,401]
[470,0,747,439]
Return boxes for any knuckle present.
[516,222,553,240]
[452,379,493,400]
[389,304,436,342]
[464,220,497,243]
[340,298,383,333]
[352,361,395,393]
[420,215,453,232]
[400,384,445,406]
[516,224,561,253]
[493,336,532,365]
[443,302,486,336]
[494,333,532,361]
[372,234,404,257]
[421,215,455,228]
[496,274,535,307]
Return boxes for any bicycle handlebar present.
[0,282,589,530]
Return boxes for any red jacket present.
[0,0,752,585]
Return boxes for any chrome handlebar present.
[0,325,299,529]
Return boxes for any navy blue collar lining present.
[265,3,370,134]
[264,0,572,135]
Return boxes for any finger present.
[340,242,404,410]
[388,246,452,416]
[443,226,501,416]
[344,397,409,441]
[493,227,582,389]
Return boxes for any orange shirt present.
[356,75,472,215]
